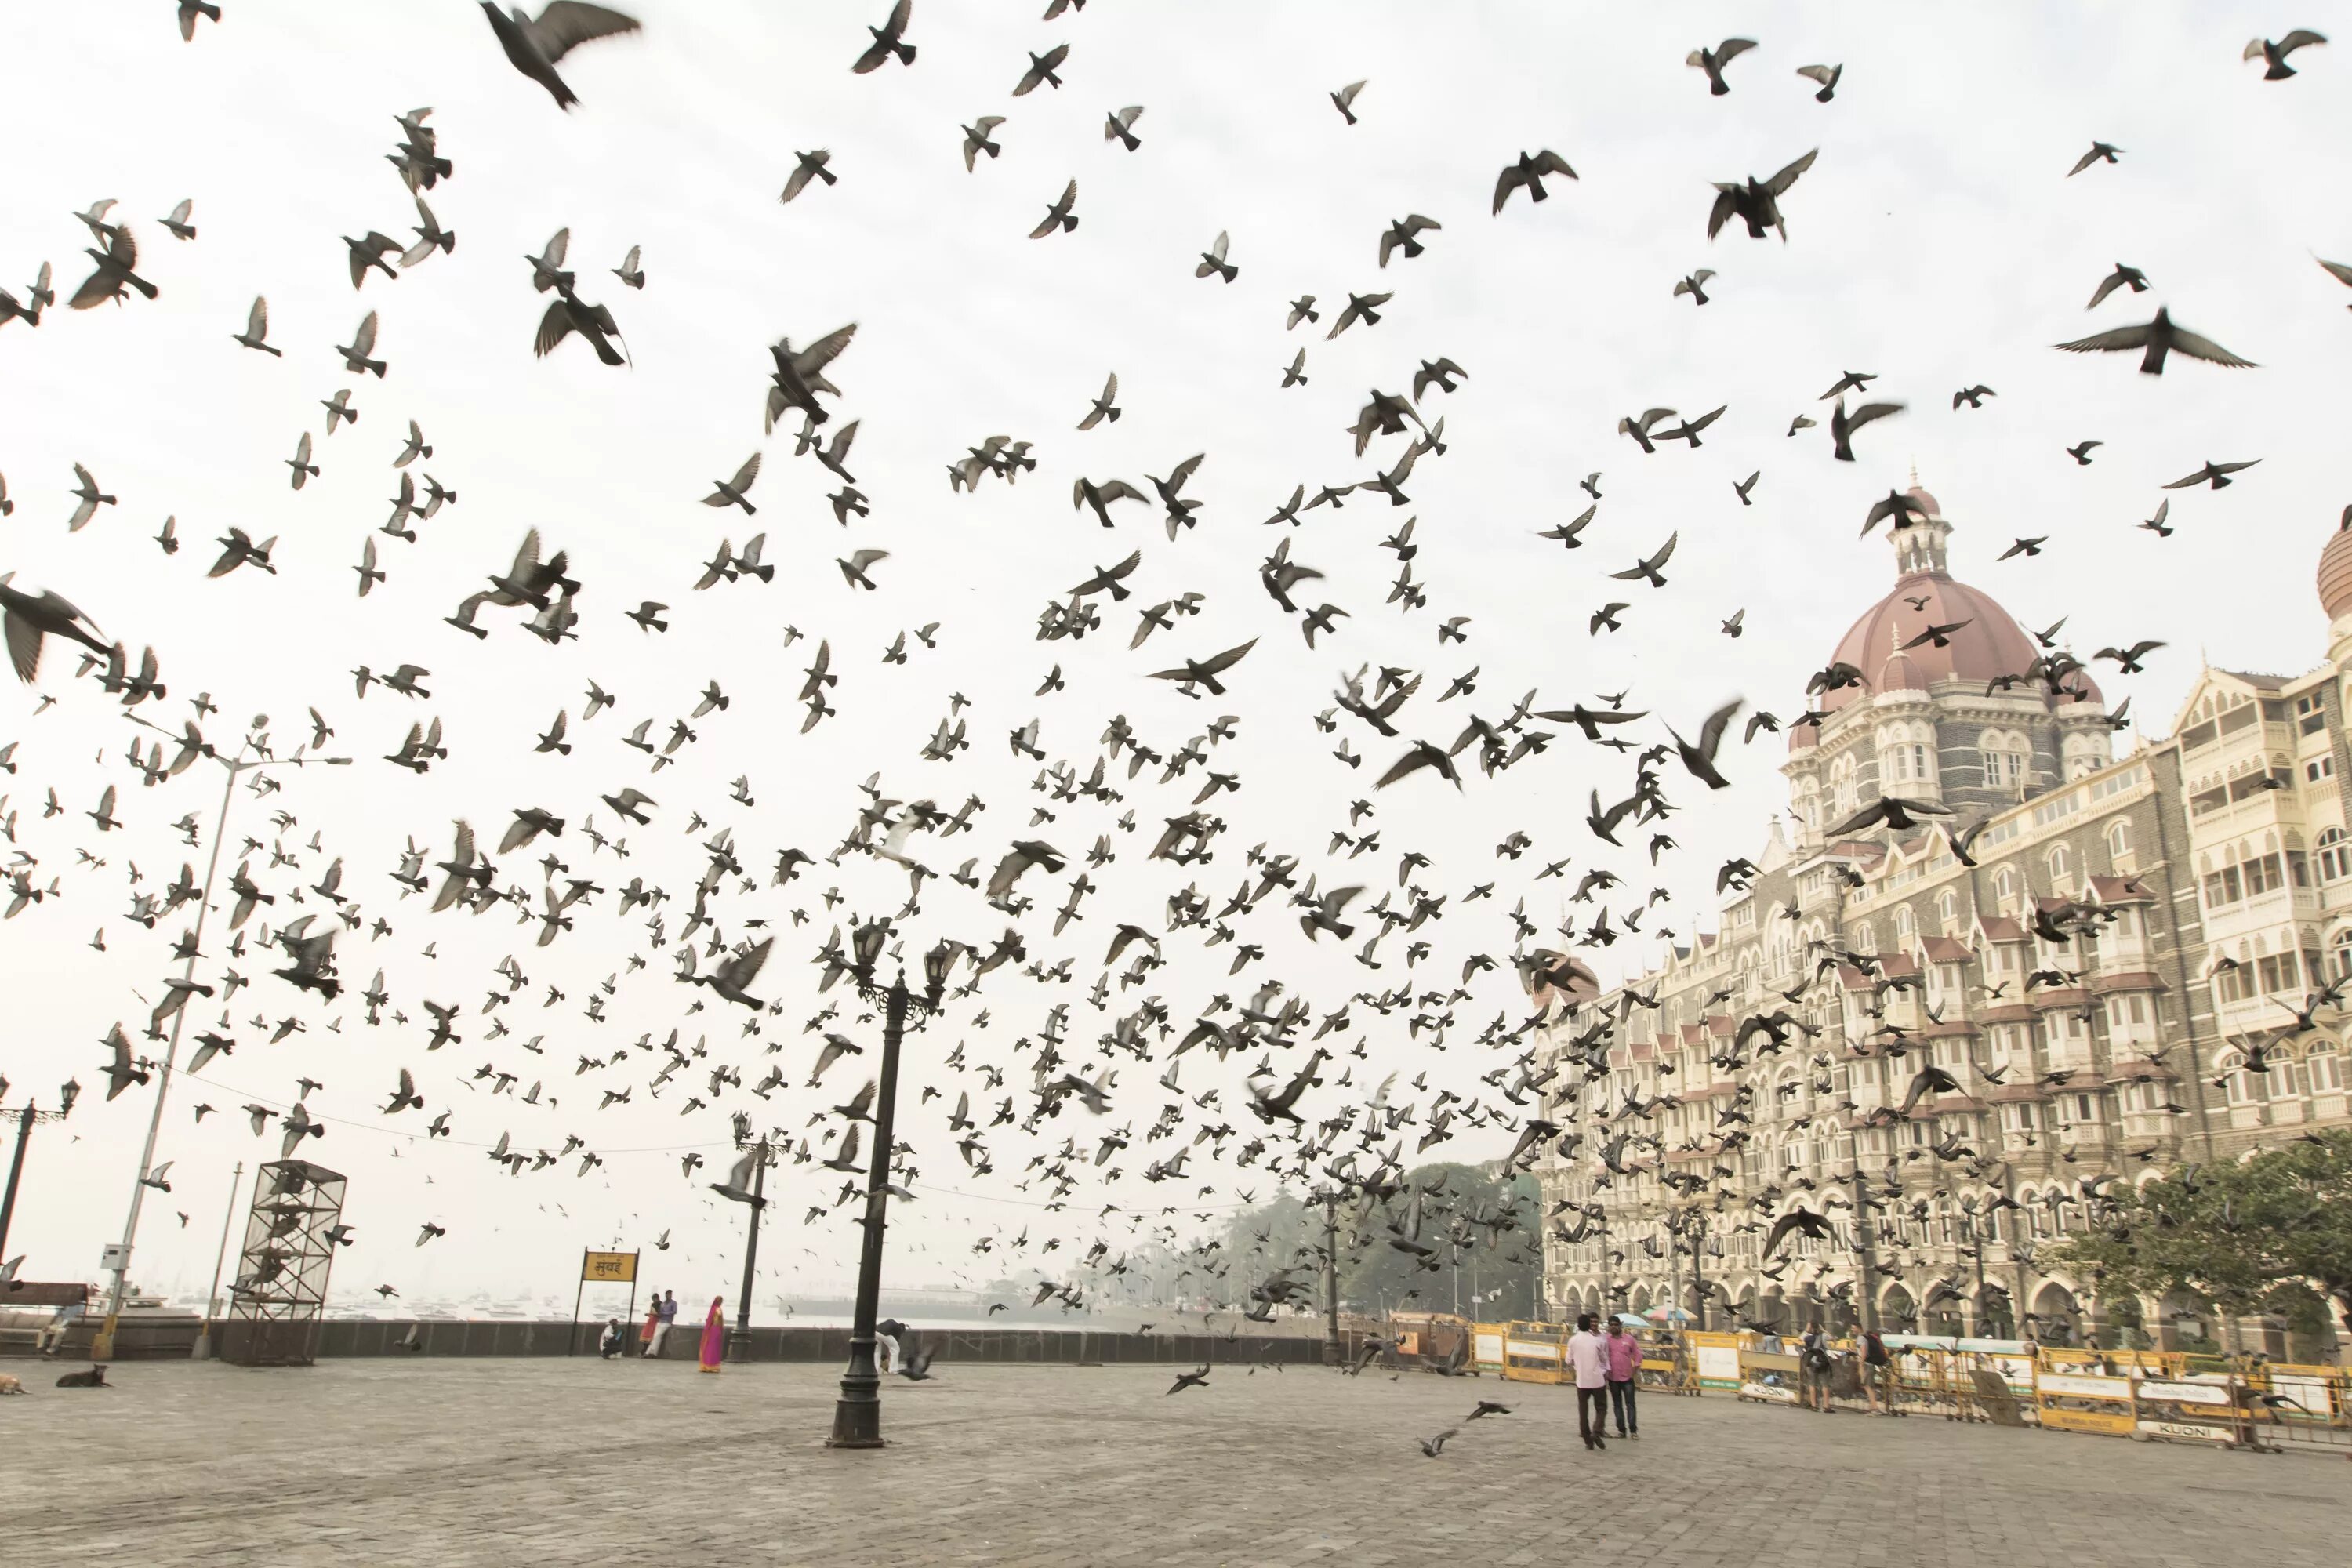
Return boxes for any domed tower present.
[2318,510,2352,666]
[1783,482,2111,844]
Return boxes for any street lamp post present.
[192,1160,244,1360]
[727,1138,772,1363]
[90,735,350,1362]
[1849,1166,1882,1334]
[0,1091,79,1265]
[827,936,951,1450]
[1316,1189,1343,1367]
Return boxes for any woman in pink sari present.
[697,1297,726,1373]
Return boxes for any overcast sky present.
[2,1,2346,1310]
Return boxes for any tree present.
[2046,1130,2352,1349]
[1221,1162,1541,1321]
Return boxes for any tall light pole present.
[1849,1166,1882,1334]
[91,734,350,1361]
[827,933,952,1450]
[726,1138,772,1363]
[192,1160,244,1360]
[0,1087,80,1265]
[1317,1189,1343,1365]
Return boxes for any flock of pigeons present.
[0,5,2336,1412]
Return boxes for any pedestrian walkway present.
[7,1359,2343,1566]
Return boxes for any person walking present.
[1798,1320,1833,1413]
[1565,1312,1611,1451]
[644,1290,678,1358]
[638,1298,662,1357]
[696,1296,726,1374]
[1860,1327,1894,1415]
[1603,1316,1642,1439]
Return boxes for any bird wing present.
[1762,147,1819,196]
[247,296,269,337]
[2051,321,2153,354]
[1374,745,1439,789]
[533,299,577,358]
[1196,638,1258,676]
[1715,37,1757,66]
[1704,190,1740,238]
[792,322,858,377]
[724,936,776,989]
[1490,165,1527,215]
[1842,401,1904,435]
[352,310,378,356]
[2166,327,2256,368]
[529,2,642,62]
[507,528,543,583]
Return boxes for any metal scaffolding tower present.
[220,1159,346,1367]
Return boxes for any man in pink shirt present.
[1603,1318,1642,1438]
[1564,1313,1612,1450]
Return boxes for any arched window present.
[1894,905,1915,943]
[2310,1042,2343,1094]
[2046,844,2071,893]
[2332,927,2352,981]
[1936,889,1958,928]
[2219,1051,2262,1106]
[2107,818,2134,870]
[2320,829,2350,883]
[1980,728,2028,790]
[1993,866,2018,910]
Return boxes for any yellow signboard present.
[2039,1406,2136,1436]
[583,1250,637,1283]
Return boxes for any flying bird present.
[1686,37,1755,95]
[2053,307,2254,375]
[1492,150,1576,213]
[480,2,642,109]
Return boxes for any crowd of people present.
[596,1289,726,1372]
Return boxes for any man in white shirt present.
[1564,1313,1612,1451]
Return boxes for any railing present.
[1456,1328,2351,1456]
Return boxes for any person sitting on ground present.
[598,1317,626,1359]
[37,1298,85,1358]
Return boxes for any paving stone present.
[4,1359,2343,1566]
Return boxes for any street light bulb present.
[59,1079,81,1116]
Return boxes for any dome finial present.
[1908,459,1920,489]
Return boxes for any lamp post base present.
[827,1372,885,1448]
[725,1328,753,1364]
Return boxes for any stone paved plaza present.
[6,1358,2344,1566]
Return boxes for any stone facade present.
[1533,491,2352,1358]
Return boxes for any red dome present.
[2320,518,2352,621]
[1876,650,1926,694]
[1822,575,2092,711]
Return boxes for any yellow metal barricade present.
[1636,1329,1699,1396]
[2244,1363,2352,1453]
[1495,1319,1570,1385]
[1683,1329,1743,1392]
[2034,1367,2138,1438]
[2132,1374,2252,1450]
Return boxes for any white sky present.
[2,0,2347,1308]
